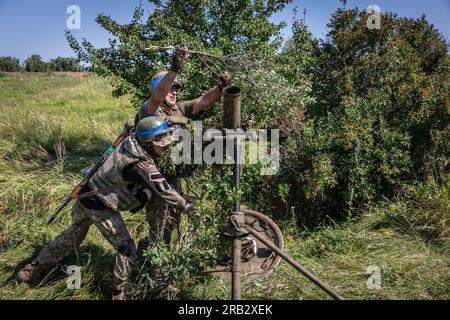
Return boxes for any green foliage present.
[0,56,22,72]
[130,213,220,299]
[0,56,81,73]
[65,0,301,117]
[279,20,317,88]
[300,223,352,257]
[24,54,47,72]
[48,57,81,72]
[377,174,450,245]
[263,9,449,226]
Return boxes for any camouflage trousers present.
[34,201,136,291]
[138,177,182,254]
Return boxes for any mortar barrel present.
[223,86,241,130]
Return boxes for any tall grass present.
[0,73,141,299]
[376,176,450,247]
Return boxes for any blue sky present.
[0,0,449,62]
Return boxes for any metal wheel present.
[239,209,284,279]
[205,209,284,280]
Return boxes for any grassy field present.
[0,72,448,300]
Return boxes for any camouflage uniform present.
[35,202,136,291]
[31,133,188,291]
[135,100,195,131]
[135,100,195,247]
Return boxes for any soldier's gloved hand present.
[171,48,190,73]
[182,203,201,217]
[217,71,230,90]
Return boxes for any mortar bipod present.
[220,209,344,300]
[205,209,284,280]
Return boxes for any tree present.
[66,0,297,117]
[248,8,449,227]
[285,8,449,221]
[48,57,81,71]
[0,56,22,72]
[24,54,47,72]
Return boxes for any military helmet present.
[135,116,172,145]
[148,71,182,95]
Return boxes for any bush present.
[0,56,22,72]
[48,57,81,72]
[24,54,47,72]
[262,9,449,226]
[378,174,450,244]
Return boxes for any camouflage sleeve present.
[135,100,150,124]
[177,100,196,118]
[134,161,188,210]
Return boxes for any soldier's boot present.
[17,263,48,286]
[112,289,126,300]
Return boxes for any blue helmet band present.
[149,75,180,90]
[136,123,169,138]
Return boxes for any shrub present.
[24,54,47,72]
[48,57,81,72]
[379,174,449,244]
[263,9,449,226]
[0,56,22,72]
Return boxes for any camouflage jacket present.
[135,100,196,130]
[87,133,188,212]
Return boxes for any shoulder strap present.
[77,181,132,199]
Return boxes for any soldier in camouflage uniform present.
[135,48,229,251]
[17,117,197,300]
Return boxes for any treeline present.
[0,55,83,72]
